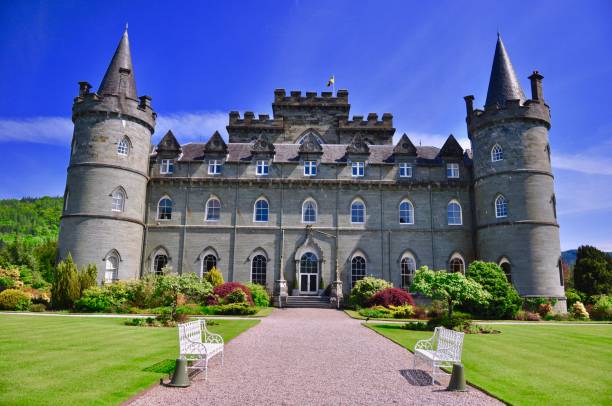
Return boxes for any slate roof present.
[98,28,138,99]
[485,34,526,107]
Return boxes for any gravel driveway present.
[127,308,501,406]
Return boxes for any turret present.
[58,27,156,283]
[467,35,565,312]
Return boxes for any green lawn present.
[0,315,259,406]
[366,323,612,405]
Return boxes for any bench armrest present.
[203,332,224,345]
[415,336,434,351]
[183,338,210,356]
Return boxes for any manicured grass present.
[365,323,612,405]
[344,309,419,322]
[0,315,259,405]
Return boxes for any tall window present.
[202,254,217,275]
[401,254,416,289]
[304,161,317,176]
[158,197,173,220]
[351,256,366,288]
[351,199,365,224]
[117,137,130,156]
[160,159,174,174]
[105,254,118,284]
[399,163,412,178]
[352,161,365,177]
[446,163,459,178]
[111,189,125,212]
[251,255,267,285]
[399,200,414,224]
[447,200,462,225]
[256,160,269,176]
[208,160,223,175]
[206,198,221,221]
[153,254,168,275]
[254,198,269,222]
[495,195,508,218]
[302,200,317,223]
[491,144,503,162]
[449,255,465,274]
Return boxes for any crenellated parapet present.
[273,88,349,106]
[227,111,284,129]
[338,112,394,132]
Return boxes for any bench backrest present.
[434,327,464,362]
[178,320,204,353]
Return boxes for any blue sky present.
[0,0,611,251]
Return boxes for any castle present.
[57,29,566,310]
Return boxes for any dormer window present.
[256,160,269,176]
[304,161,317,176]
[446,163,459,179]
[352,162,365,177]
[208,160,223,175]
[160,159,174,174]
[399,163,412,178]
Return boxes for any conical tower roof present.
[98,27,137,99]
[485,34,526,108]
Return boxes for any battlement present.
[465,96,550,136]
[338,113,393,131]
[273,88,349,106]
[227,111,284,130]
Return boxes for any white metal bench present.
[178,319,224,380]
[413,326,464,384]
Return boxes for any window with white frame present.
[351,256,366,288]
[208,160,223,175]
[446,163,459,178]
[117,137,130,156]
[351,199,365,224]
[449,254,465,274]
[205,198,221,221]
[399,200,414,224]
[157,197,173,220]
[495,195,508,218]
[251,255,267,285]
[160,159,174,174]
[256,160,269,176]
[111,188,125,212]
[105,254,119,284]
[491,144,503,162]
[351,161,365,177]
[447,200,462,225]
[401,254,416,289]
[254,198,269,222]
[304,161,317,176]
[302,199,317,223]
[399,163,413,178]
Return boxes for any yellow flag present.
[326,75,335,87]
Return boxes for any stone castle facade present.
[58,29,566,309]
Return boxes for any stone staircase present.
[281,295,331,308]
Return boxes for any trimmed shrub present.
[0,267,23,291]
[213,282,253,305]
[538,303,553,317]
[390,304,415,319]
[349,276,393,307]
[0,289,31,310]
[127,275,160,309]
[51,254,80,309]
[564,288,584,308]
[78,264,98,295]
[591,295,612,320]
[204,295,219,306]
[29,303,46,312]
[246,283,270,307]
[427,314,471,331]
[203,267,224,287]
[515,310,541,321]
[572,301,590,320]
[366,287,415,308]
[464,261,522,319]
[211,303,258,315]
[226,288,248,304]
[402,321,430,331]
[358,305,393,318]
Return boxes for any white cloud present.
[155,111,228,143]
[552,152,612,176]
[393,131,471,150]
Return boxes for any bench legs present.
[412,354,439,385]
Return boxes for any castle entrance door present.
[299,252,318,295]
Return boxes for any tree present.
[78,264,98,295]
[411,266,490,318]
[203,266,224,287]
[574,245,612,297]
[154,270,212,320]
[51,254,80,309]
[463,261,522,319]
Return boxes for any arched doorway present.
[299,253,318,294]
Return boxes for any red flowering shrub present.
[366,288,415,308]
[213,282,253,305]
[204,295,219,306]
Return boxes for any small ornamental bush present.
[390,304,415,319]
[204,295,219,306]
[75,286,117,312]
[51,254,80,309]
[538,303,553,317]
[572,301,590,320]
[366,287,415,308]
[203,267,224,287]
[427,314,471,331]
[127,275,160,309]
[349,277,393,307]
[226,288,248,304]
[590,295,612,320]
[402,321,430,331]
[78,264,98,295]
[358,305,393,318]
[0,289,31,310]
[564,288,584,308]
[0,267,23,291]
[213,282,253,305]
[246,283,270,307]
[211,303,258,315]
[29,303,46,312]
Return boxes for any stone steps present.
[281,296,332,308]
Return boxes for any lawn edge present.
[343,309,421,322]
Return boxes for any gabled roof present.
[393,133,417,156]
[485,34,526,108]
[251,134,275,155]
[346,134,370,155]
[156,130,181,156]
[298,132,323,154]
[204,131,228,154]
[438,134,464,158]
[98,28,138,99]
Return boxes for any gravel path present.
[127,308,501,406]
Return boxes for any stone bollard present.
[446,363,467,392]
[165,358,191,387]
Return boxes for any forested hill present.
[0,196,63,244]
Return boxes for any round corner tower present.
[465,35,565,312]
[57,28,156,283]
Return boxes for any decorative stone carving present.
[346,134,370,155]
[298,132,323,154]
[156,130,182,158]
[393,133,417,156]
[204,131,228,154]
[251,133,275,155]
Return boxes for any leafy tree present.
[349,276,393,307]
[33,240,58,283]
[79,264,98,295]
[51,254,80,309]
[574,245,612,297]
[0,196,63,244]
[203,266,224,287]
[411,266,490,318]
[155,270,213,320]
[463,261,522,319]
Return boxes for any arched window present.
[491,144,503,162]
[351,256,366,287]
[399,200,414,224]
[401,254,416,289]
[495,195,508,218]
[499,259,512,284]
[104,254,118,284]
[447,200,462,225]
[251,255,267,285]
[157,197,172,220]
[449,254,465,274]
[117,137,130,156]
[153,253,168,275]
[111,188,125,212]
[351,199,365,224]
[254,198,269,222]
[206,198,221,221]
[202,254,217,275]
[302,199,317,223]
